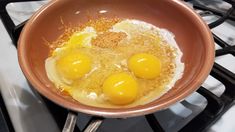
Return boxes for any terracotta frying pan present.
[18,0,214,130]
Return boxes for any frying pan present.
[18,0,214,131]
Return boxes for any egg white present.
[45,19,185,107]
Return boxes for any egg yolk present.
[68,32,94,48]
[69,27,96,48]
[103,73,138,105]
[128,53,161,79]
[56,53,92,80]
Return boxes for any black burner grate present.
[0,0,235,132]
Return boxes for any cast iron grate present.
[0,0,235,132]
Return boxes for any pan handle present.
[62,111,77,132]
[83,117,104,132]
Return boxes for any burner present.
[0,0,235,132]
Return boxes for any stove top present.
[0,0,235,132]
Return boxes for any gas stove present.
[0,0,235,132]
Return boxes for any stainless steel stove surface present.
[0,0,235,132]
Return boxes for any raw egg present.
[56,52,92,80]
[128,53,161,79]
[68,27,97,48]
[103,72,138,105]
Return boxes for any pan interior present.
[19,0,214,117]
